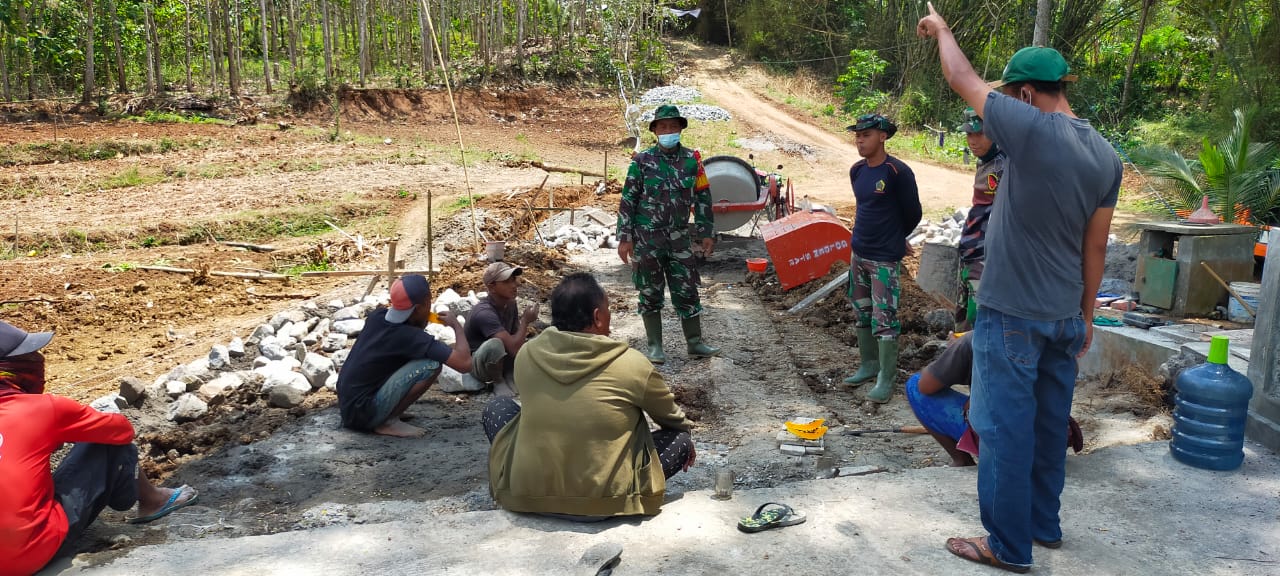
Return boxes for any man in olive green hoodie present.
[484,272,695,519]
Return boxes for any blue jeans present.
[368,359,441,428]
[969,306,1085,567]
[904,373,969,441]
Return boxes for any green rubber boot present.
[642,313,666,365]
[866,338,899,404]
[843,326,879,385]
[681,316,721,358]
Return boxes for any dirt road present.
[681,42,973,210]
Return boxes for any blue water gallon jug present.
[1170,336,1255,470]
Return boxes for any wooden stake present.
[427,187,434,273]
[364,239,398,297]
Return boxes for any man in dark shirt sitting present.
[463,262,538,396]
[336,274,473,438]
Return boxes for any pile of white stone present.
[634,103,732,124]
[639,85,702,105]
[908,207,972,248]
[541,223,619,252]
[89,287,502,423]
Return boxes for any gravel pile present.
[630,103,732,124]
[640,85,702,104]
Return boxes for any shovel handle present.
[845,425,929,435]
[1200,262,1255,316]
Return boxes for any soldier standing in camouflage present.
[616,104,720,364]
[843,113,922,403]
[955,107,1006,332]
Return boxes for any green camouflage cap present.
[648,104,688,132]
[989,46,1079,88]
[846,113,897,138]
[957,107,983,133]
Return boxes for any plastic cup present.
[485,241,506,261]
[712,468,734,500]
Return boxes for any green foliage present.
[283,261,333,277]
[102,262,136,273]
[100,167,149,190]
[894,89,930,129]
[131,111,222,124]
[835,49,888,114]
[1134,108,1280,225]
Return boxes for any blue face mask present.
[657,133,681,149]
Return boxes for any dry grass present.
[1105,363,1171,418]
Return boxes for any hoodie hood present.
[525,327,631,385]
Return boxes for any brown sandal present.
[945,536,1031,574]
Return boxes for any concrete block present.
[1078,326,1180,379]
[916,243,960,305]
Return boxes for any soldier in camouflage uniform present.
[616,104,720,364]
[843,113,922,403]
[955,107,1006,332]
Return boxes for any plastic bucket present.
[485,241,506,262]
[1227,282,1260,323]
[746,258,768,273]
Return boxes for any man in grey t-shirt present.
[464,262,539,396]
[919,3,1120,572]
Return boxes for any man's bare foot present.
[129,485,199,524]
[374,419,426,438]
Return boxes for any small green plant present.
[449,196,477,209]
[102,262,136,273]
[65,229,88,247]
[101,167,147,189]
[283,261,332,277]
[140,235,161,248]
[396,189,417,200]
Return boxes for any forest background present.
[1,0,1277,223]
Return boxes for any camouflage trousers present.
[954,260,985,332]
[633,236,703,319]
[847,254,901,339]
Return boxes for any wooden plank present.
[299,270,437,278]
[787,275,848,314]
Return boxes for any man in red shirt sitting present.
[0,320,199,575]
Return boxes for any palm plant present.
[1135,108,1280,225]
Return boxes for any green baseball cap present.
[846,113,897,138]
[989,46,1079,88]
[648,104,688,132]
[957,107,982,133]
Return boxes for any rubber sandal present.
[737,502,807,533]
[127,485,199,524]
[945,536,1030,574]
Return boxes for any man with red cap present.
[0,320,199,575]
[336,274,473,437]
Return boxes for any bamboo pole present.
[418,0,480,250]
[301,269,436,278]
[137,265,288,281]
